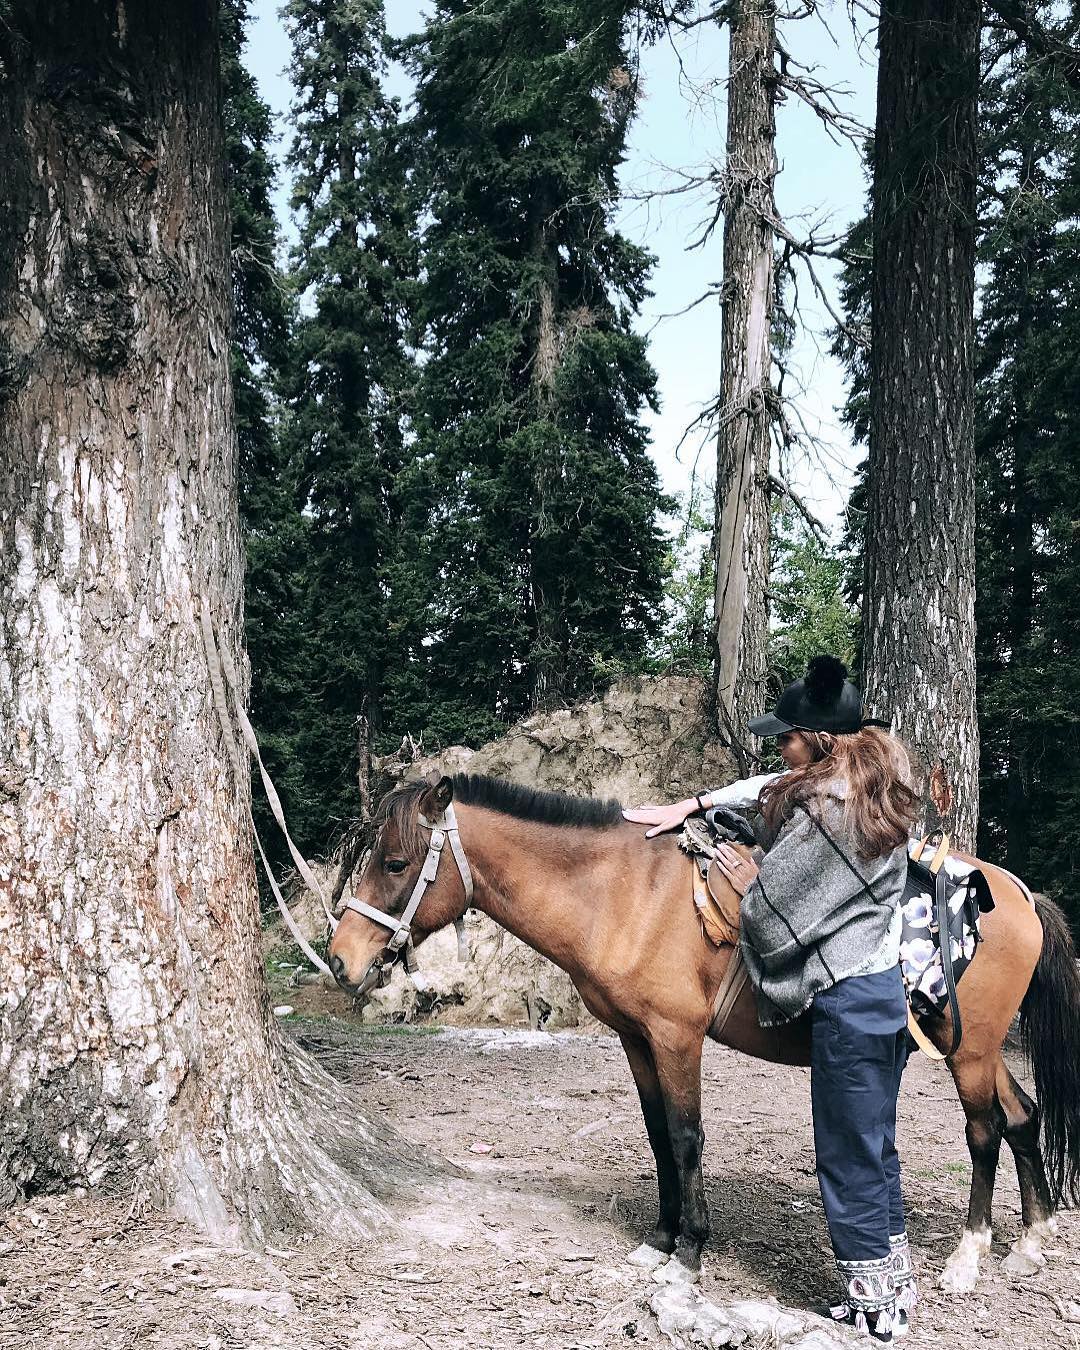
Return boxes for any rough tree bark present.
[712,0,775,754]
[863,0,981,846]
[0,0,421,1240]
[1003,140,1036,876]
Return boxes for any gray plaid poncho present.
[740,790,908,1027]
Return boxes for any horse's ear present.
[419,774,454,818]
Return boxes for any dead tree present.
[712,0,777,743]
[0,0,422,1238]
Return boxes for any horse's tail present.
[1019,892,1080,1207]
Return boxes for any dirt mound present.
[410,674,733,805]
[287,676,734,1028]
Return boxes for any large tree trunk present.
[712,0,775,754]
[1004,141,1036,876]
[0,0,419,1240]
[864,0,981,846]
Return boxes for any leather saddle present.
[679,806,757,948]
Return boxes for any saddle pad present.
[900,847,988,1017]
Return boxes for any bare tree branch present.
[768,471,829,541]
[648,1,735,33]
[775,37,871,145]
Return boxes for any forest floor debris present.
[1,1011,1076,1349]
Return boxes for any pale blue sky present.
[246,0,876,531]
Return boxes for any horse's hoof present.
[1002,1248,1042,1277]
[628,1243,669,1270]
[652,1257,700,1285]
[939,1263,979,1295]
[938,1228,991,1295]
[1002,1218,1055,1278]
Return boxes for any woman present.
[624,656,918,1345]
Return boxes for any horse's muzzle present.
[331,952,394,1000]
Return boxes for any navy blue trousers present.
[810,967,909,1263]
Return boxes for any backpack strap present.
[914,832,951,874]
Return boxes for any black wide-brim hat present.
[748,655,867,737]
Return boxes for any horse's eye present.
[384,859,408,875]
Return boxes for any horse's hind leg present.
[619,1032,679,1269]
[997,1059,1057,1276]
[940,1057,1005,1294]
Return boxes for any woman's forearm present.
[698,772,782,811]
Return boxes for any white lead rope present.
[200,603,336,977]
[202,603,473,982]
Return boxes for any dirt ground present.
[2,1002,1078,1350]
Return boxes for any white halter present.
[342,802,473,973]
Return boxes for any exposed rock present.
[407,675,733,807]
[649,1282,845,1349]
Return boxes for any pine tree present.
[830,190,872,645]
[222,0,313,861]
[713,0,777,741]
[974,15,1080,916]
[863,0,982,846]
[282,0,416,835]
[0,0,413,1236]
[834,15,1080,917]
[402,0,671,741]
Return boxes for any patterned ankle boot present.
[830,1256,897,1344]
[889,1231,917,1336]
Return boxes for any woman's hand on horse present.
[622,799,697,838]
[713,842,759,896]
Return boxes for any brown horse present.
[328,772,1080,1291]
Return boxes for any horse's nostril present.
[329,953,346,980]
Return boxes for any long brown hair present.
[758,726,918,858]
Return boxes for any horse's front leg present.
[619,1032,679,1268]
[648,1030,709,1283]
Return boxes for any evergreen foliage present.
[768,511,858,690]
[282,0,417,835]
[222,0,313,862]
[653,494,714,677]
[227,1,1075,913]
[401,0,672,743]
[974,22,1080,905]
[829,199,872,646]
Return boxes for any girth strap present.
[708,945,750,1040]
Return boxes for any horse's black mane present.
[452,773,623,830]
[375,773,622,857]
